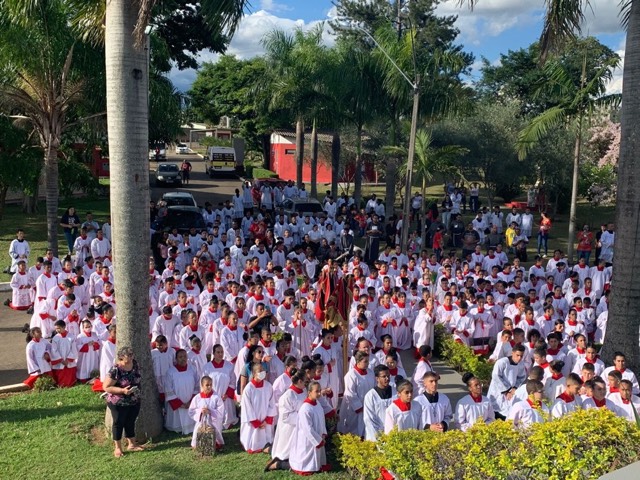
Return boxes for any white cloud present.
[169,9,335,91]
[259,0,292,14]
[584,0,625,35]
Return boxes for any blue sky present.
[169,0,625,94]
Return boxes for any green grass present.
[0,386,348,479]
[0,197,111,281]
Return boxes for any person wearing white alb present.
[363,365,396,441]
[414,371,453,432]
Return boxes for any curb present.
[0,282,10,293]
[0,383,28,394]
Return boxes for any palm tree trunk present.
[310,119,318,198]
[385,117,398,219]
[105,0,163,440]
[44,135,60,256]
[331,132,340,199]
[601,1,640,371]
[295,117,304,188]
[353,126,363,208]
[566,118,582,263]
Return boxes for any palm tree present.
[463,0,638,369]
[332,41,384,207]
[261,26,330,191]
[0,3,94,255]
[103,0,248,440]
[388,129,468,247]
[517,48,620,263]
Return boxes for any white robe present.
[455,394,495,431]
[164,365,199,434]
[363,387,395,441]
[487,357,527,416]
[414,392,453,430]
[202,360,238,429]
[413,308,435,349]
[338,368,375,436]
[75,332,100,380]
[551,392,583,419]
[220,326,245,364]
[99,338,116,381]
[188,393,225,447]
[26,339,52,376]
[609,394,640,422]
[312,343,340,409]
[272,371,293,406]
[412,359,434,394]
[239,380,277,453]
[271,386,306,460]
[289,400,327,475]
[10,271,32,309]
[507,400,549,428]
[384,400,423,433]
[151,348,175,395]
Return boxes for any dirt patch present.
[89,425,108,445]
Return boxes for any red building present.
[270,131,376,184]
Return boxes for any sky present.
[169,0,626,95]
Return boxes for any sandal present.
[262,443,271,454]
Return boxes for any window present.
[285,149,296,155]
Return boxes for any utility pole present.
[400,76,420,252]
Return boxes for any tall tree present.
[0,2,101,254]
[261,26,331,190]
[462,0,640,371]
[100,0,249,440]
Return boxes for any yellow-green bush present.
[337,409,640,480]
[434,324,493,384]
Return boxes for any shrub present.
[336,409,640,480]
[435,325,493,384]
[251,167,278,179]
[33,375,57,392]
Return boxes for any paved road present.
[1,152,465,400]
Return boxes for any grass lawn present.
[0,386,348,480]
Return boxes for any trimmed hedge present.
[434,324,494,384]
[337,409,640,480]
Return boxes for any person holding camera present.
[103,346,144,457]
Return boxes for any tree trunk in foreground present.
[105,0,163,440]
[331,132,340,199]
[353,127,363,209]
[44,136,60,256]
[295,118,304,189]
[310,119,318,198]
[601,0,640,372]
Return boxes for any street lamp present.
[338,19,420,253]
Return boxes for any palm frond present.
[539,0,590,63]
[619,0,632,30]
[517,105,567,159]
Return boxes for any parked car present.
[161,191,197,208]
[175,143,189,154]
[282,198,324,218]
[152,206,206,234]
[154,163,182,186]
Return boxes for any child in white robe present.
[23,327,53,388]
[164,349,199,434]
[288,381,329,475]
[76,320,100,381]
[92,324,116,392]
[363,365,395,441]
[150,335,175,402]
[551,373,583,418]
[188,376,225,450]
[50,319,78,388]
[271,356,298,405]
[455,372,495,431]
[9,260,32,310]
[240,363,277,454]
[414,371,453,432]
[487,345,527,419]
[413,297,436,350]
[269,371,307,466]
[338,351,375,437]
[187,337,207,378]
[384,380,423,433]
[507,380,549,428]
[312,329,340,410]
[202,344,238,429]
[610,380,640,422]
[413,345,434,394]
